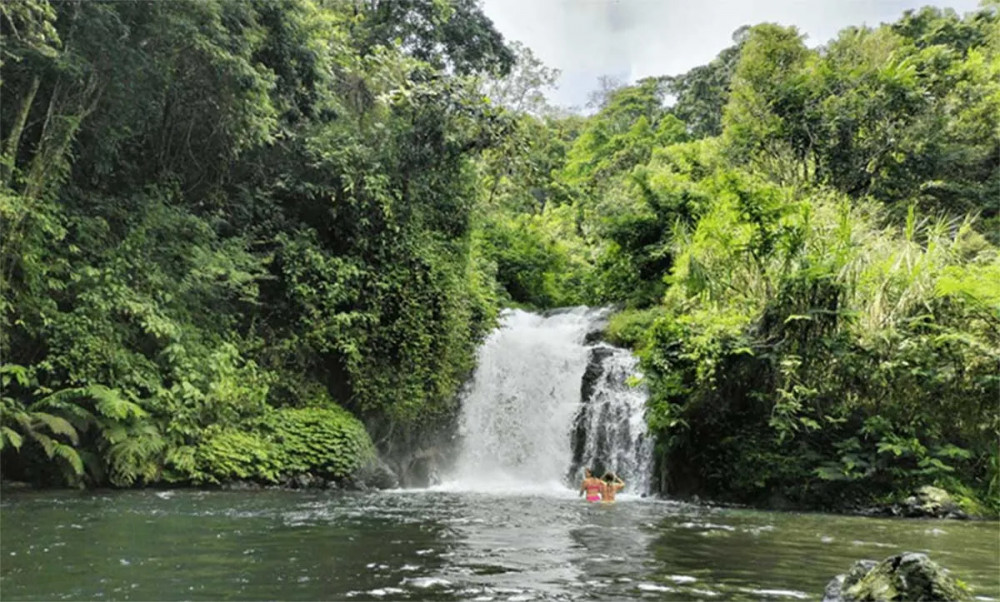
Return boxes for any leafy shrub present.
[605,307,669,350]
[190,406,374,484]
[259,406,375,479]
[193,428,281,484]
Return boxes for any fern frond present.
[100,422,129,445]
[0,364,29,387]
[34,432,56,458]
[1,426,23,451]
[165,445,197,475]
[107,425,166,487]
[30,412,79,444]
[30,396,95,431]
[33,387,87,408]
[53,442,85,476]
[90,386,146,421]
[13,411,33,431]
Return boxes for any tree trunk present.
[1,75,41,188]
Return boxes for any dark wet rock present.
[352,458,399,490]
[823,559,877,602]
[0,481,34,491]
[278,473,327,490]
[221,480,262,491]
[823,553,973,601]
[566,346,616,480]
[581,347,615,405]
[402,453,440,488]
[583,328,605,345]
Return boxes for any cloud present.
[480,0,983,109]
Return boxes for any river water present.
[2,488,998,601]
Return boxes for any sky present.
[479,0,984,109]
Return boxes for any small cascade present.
[445,307,654,495]
[568,346,654,494]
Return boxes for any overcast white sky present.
[480,0,983,109]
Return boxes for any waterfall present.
[568,346,654,494]
[444,307,653,495]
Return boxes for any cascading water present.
[568,346,654,494]
[445,307,654,495]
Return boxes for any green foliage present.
[722,11,1000,222]
[261,407,375,479]
[192,428,280,484]
[605,307,669,350]
[1,0,514,486]
[666,27,747,138]
[190,407,374,484]
[563,78,688,193]
[635,179,998,509]
[476,207,592,308]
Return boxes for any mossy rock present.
[901,486,966,519]
[824,553,973,601]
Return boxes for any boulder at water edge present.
[900,485,967,519]
[822,552,973,601]
[350,457,400,490]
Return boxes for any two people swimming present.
[579,468,625,503]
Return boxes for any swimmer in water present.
[601,472,625,503]
[579,468,604,502]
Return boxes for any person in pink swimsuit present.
[579,468,604,502]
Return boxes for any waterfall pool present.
[6,308,996,600]
[2,488,998,600]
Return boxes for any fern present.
[29,412,79,444]
[90,386,146,421]
[0,364,29,387]
[53,441,85,476]
[78,449,107,484]
[1,426,24,450]
[106,423,166,486]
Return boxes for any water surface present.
[2,488,997,600]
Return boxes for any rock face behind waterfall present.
[570,347,616,475]
[823,553,973,602]
[567,344,653,492]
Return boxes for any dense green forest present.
[1,0,997,514]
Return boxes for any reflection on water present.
[1,489,997,601]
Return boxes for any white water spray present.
[444,308,653,495]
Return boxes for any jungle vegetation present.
[1,0,997,514]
